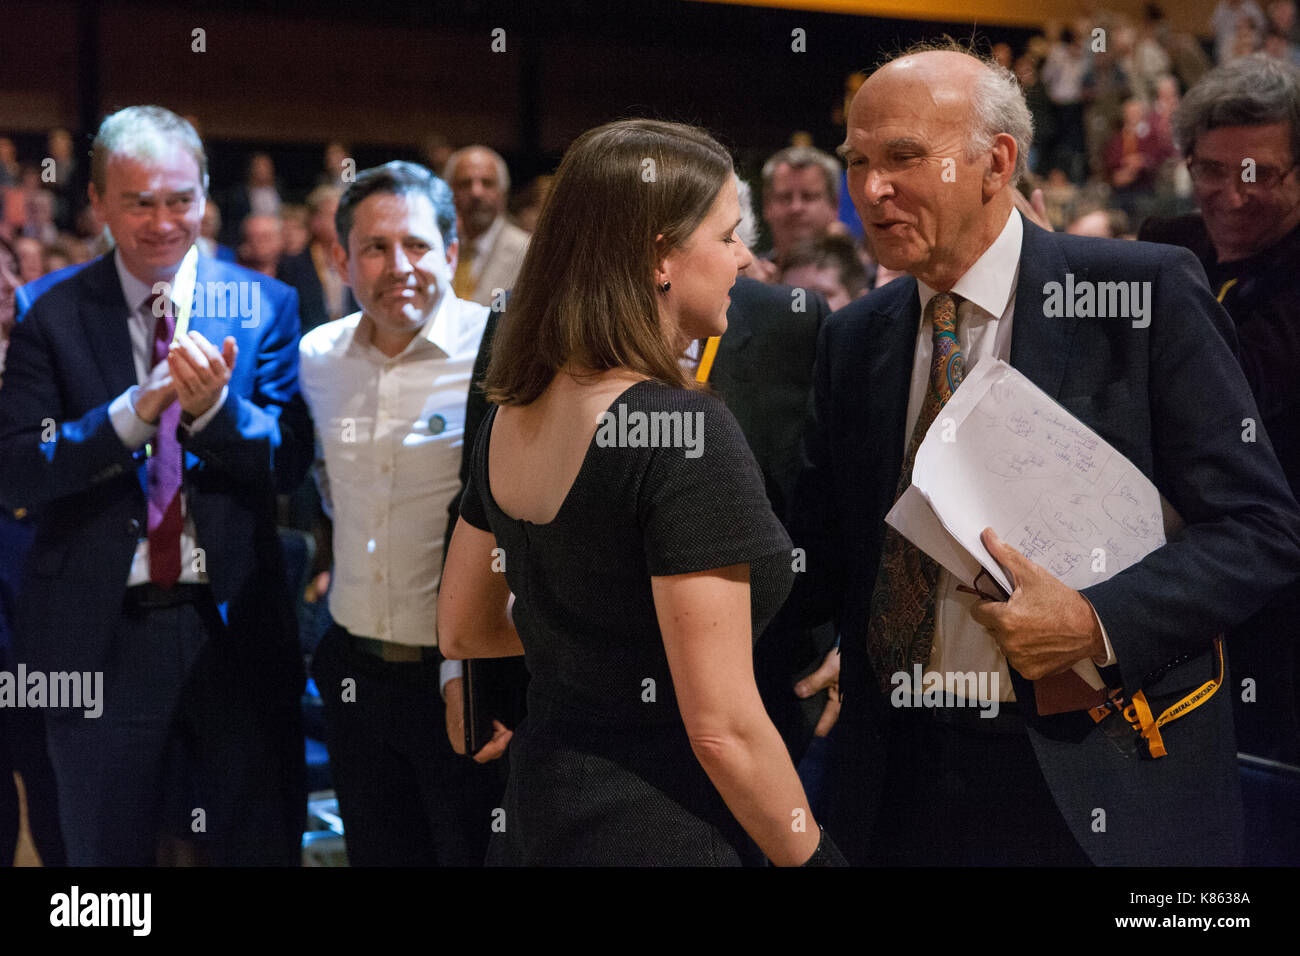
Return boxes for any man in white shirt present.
[443,146,529,308]
[299,161,499,866]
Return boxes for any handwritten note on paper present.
[907,359,1170,597]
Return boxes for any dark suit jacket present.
[788,211,1300,865]
[0,252,314,677]
[15,260,90,322]
[709,276,837,761]
[709,276,829,523]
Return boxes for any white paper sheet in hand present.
[887,359,1174,691]
[906,358,1169,598]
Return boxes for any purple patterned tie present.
[145,293,182,587]
[865,292,964,691]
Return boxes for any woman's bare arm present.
[653,564,823,866]
[438,516,524,660]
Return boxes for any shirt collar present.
[345,288,462,361]
[114,245,197,314]
[917,208,1023,319]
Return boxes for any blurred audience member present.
[222,152,282,246]
[780,235,870,312]
[1103,98,1178,219]
[304,184,351,324]
[1265,26,1300,63]
[238,213,284,277]
[1017,55,1056,176]
[1269,0,1300,41]
[0,235,18,376]
[280,203,310,257]
[22,189,58,245]
[1128,7,1174,102]
[1215,0,1267,62]
[0,139,18,188]
[13,237,42,284]
[240,210,328,331]
[1041,27,1088,182]
[1066,206,1131,237]
[45,128,78,231]
[444,145,528,307]
[319,141,351,188]
[509,174,553,234]
[422,133,453,177]
[760,145,841,267]
[198,200,236,261]
[1141,53,1300,763]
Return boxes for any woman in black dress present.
[439,119,844,866]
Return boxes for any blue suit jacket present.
[14,260,90,322]
[0,251,313,675]
[789,212,1300,865]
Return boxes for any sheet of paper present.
[911,359,1168,593]
[891,359,1177,692]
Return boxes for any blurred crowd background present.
[1,1,1290,326]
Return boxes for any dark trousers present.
[0,690,65,866]
[44,593,304,866]
[863,706,1092,866]
[310,624,503,866]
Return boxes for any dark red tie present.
[146,293,182,587]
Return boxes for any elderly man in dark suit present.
[0,106,312,865]
[789,45,1300,866]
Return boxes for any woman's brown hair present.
[482,119,733,406]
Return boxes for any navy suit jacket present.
[0,251,313,676]
[14,260,90,322]
[789,212,1300,865]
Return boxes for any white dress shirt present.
[904,210,1113,703]
[106,247,225,586]
[298,292,488,659]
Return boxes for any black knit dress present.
[459,380,793,865]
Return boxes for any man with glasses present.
[1140,54,1300,765]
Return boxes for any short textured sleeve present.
[638,388,791,576]
[458,405,494,532]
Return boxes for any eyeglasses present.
[1186,157,1299,192]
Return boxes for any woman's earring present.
[659,281,671,294]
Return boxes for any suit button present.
[126,518,142,537]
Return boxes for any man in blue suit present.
[0,106,312,865]
[789,47,1300,865]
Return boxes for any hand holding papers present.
[886,359,1179,712]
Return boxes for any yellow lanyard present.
[1091,637,1225,758]
[1216,277,1238,304]
[695,336,721,383]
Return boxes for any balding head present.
[839,46,1029,290]
[444,145,510,241]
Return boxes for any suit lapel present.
[1009,215,1077,400]
[189,255,238,347]
[78,254,138,399]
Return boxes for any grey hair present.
[1172,54,1300,160]
[734,173,759,248]
[967,58,1034,186]
[91,106,208,195]
[761,145,841,204]
[442,145,511,193]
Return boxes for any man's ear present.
[445,239,458,272]
[331,239,351,287]
[87,181,102,219]
[985,132,1018,198]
